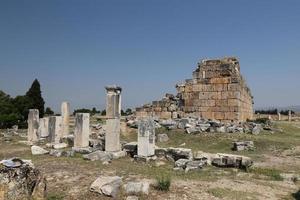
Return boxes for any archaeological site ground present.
[1,1,300,200]
[1,57,300,200]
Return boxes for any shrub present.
[155,174,171,191]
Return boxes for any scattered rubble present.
[127,117,274,135]
[0,158,46,200]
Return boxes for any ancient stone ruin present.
[136,57,254,122]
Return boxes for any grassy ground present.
[1,121,300,199]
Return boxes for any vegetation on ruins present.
[155,174,171,191]
[45,107,54,115]
[0,79,45,128]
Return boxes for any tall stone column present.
[277,112,281,121]
[74,113,90,148]
[105,85,122,152]
[61,101,70,137]
[48,116,63,143]
[138,118,155,157]
[38,117,49,138]
[288,110,292,122]
[27,109,39,142]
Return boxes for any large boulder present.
[31,146,49,155]
[0,158,46,200]
[90,176,122,198]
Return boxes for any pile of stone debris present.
[127,117,277,135]
[0,158,46,200]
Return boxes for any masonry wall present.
[135,57,254,122]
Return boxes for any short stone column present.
[27,109,39,142]
[105,85,122,152]
[61,101,70,137]
[105,85,122,118]
[277,112,281,121]
[38,117,49,138]
[74,113,90,148]
[48,116,63,143]
[288,110,292,122]
[137,118,155,157]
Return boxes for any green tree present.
[125,108,133,115]
[13,95,33,121]
[101,109,106,116]
[45,107,54,115]
[26,79,45,117]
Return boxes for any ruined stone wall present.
[135,94,178,119]
[135,57,254,122]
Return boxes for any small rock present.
[83,150,112,162]
[157,134,169,142]
[124,181,150,195]
[111,151,126,159]
[126,196,139,200]
[53,143,68,149]
[31,146,49,155]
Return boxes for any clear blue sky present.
[1,0,299,112]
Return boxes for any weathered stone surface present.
[212,153,253,169]
[193,151,216,165]
[105,118,121,152]
[138,118,155,157]
[53,142,68,149]
[124,181,150,195]
[90,176,122,198]
[233,141,254,151]
[126,196,139,200]
[0,158,46,200]
[252,124,262,135]
[83,150,112,162]
[61,101,70,137]
[111,151,126,159]
[48,116,63,143]
[135,57,253,122]
[105,85,122,118]
[74,113,90,148]
[123,142,138,157]
[27,109,39,142]
[31,146,49,155]
[72,147,93,154]
[166,147,193,161]
[174,159,189,168]
[38,117,49,138]
[157,133,169,142]
[49,149,74,157]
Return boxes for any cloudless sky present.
[0,0,300,112]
